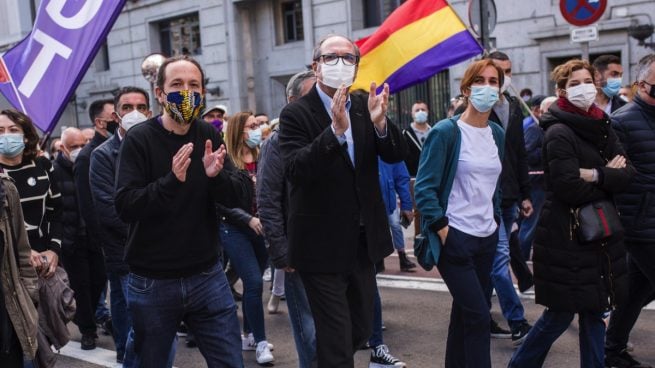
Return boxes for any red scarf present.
[556,97,605,120]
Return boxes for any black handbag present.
[572,199,623,243]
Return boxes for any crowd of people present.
[0,32,654,368]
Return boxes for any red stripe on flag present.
[596,208,612,237]
[0,59,10,84]
[356,0,448,55]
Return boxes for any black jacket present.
[401,126,428,177]
[73,132,107,251]
[278,85,407,273]
[611,95,655,244]
[490,94,531,207]
[52,153,84,253]
[609,95,627,113]
[533,100,633,313]
[89,134,129,274]
[256,132,289,269]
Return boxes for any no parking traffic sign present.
[560,0,607,26]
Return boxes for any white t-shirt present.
[446,120,502,237]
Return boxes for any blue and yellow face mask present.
[163,90,205,125]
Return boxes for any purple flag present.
[0,0,126,133]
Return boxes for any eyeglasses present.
[316,53,359,66]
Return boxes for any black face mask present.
[645,81,655,99]
[107,121,119,135]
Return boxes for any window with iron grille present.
[363,0,406,28]
[159,13,201,57]
[387,70,451,130]
[282,0,304,42]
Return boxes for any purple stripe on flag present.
[383,31,482,94]
[0,1,127,133]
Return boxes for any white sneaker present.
[262,268,272,282]
[267,294,281,314]
[242,333,274,351]
[256,340,274,364]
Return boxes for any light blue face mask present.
[469,85,500,113]
[245,127,262,148]
[602,77,622,98]
[0,133,25,158]
[414,110,428,123]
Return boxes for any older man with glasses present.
[278,34,407,368]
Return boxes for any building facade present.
[1,0,654,135]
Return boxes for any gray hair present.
[540,96,558,114]
[636,54,655,82]
[312,34,361,62]
[286,70,315,100]
[61,127,83,146]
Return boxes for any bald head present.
[61,127,86,162]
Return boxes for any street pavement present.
[54,229,655,367]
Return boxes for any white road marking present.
[58,274,655,366]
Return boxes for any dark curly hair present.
[0,109,40,162]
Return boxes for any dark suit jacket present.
[74,132,107,251]
[278,85,407,273]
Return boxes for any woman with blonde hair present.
[509,59,633,367]
[219,112,274,365]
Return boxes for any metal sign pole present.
[581,41,590,60]
[480,0,490,50]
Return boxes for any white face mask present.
[319,62,356,89]
[501,76,512,93]
[69,147,82,163]
[120,110,148,132]
[566,83,597,111]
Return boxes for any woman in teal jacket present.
[414,59,505,368]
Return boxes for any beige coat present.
[0,177,39,359]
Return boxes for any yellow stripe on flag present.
[353,6,467,91]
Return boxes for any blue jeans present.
[123,262,242,368]
[438,227,498,368]
[509,309,605,368]
[95,284,111,322]
[220,222,269,343]
[285,270,316,368]
[490,205,526,329]
[107,272,130,359]
[388,207,405,251]
[518,184,545,261]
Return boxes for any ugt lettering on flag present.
[0,0,126,133]
[352,0,483,94]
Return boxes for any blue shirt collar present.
[316,84,351,119]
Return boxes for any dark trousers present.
[606,242,655,353]
[438,227,498,368]
[62,245,107,336]
[299,235,375,368]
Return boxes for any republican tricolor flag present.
[353,0,483,93]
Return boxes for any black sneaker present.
[511,322,532,346]
[102,318,113,337]
[186,332,197,348]
[369,344,406,368]
[605,350,652,368]
[490,319,511,339]
[81,334,96,350]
